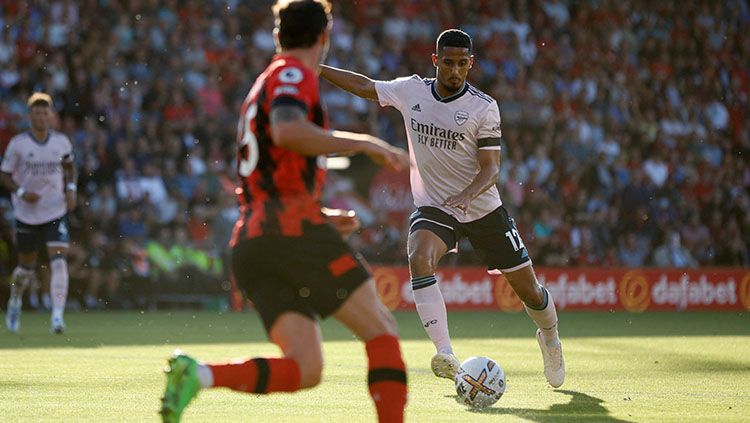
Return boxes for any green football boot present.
[160,350,201,423]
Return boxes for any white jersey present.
[1,131,73,225]
[375,75,503,223]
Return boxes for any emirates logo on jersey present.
[454,110,469,126]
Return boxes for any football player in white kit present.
[321,29,564,387]
[2,93,77,334]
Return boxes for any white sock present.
[524,286,560,346]
[196,363,213,388]
[9,265,35,304]
[52,308,64,321]
[50,257,69,320]
[412,275,453,354]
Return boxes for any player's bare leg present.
[47,245,69,334]
[5,251,37,333]
[161,313,317,423]
[503,264,564,388]
[197,312,321,391]
[333,278,398,340]
[334,279,407,423]
[269,313,324,388]
[407,230,458,380]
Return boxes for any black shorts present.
[409,206,531,274]
[232,223,371,333]
[15,216,70,254]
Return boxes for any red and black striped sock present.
[208,357,300,393]
[366,334,408,423]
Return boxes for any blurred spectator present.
[536,232,571,267]
[68,231,120,309]
[114,239,151,309]
[147,226,177,277]
[0,0,746,312]
[652,232,699,268]
[680,214,714,264]
[618,233,649,268]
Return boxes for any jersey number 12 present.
[505,229,525,252]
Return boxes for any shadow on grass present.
[0,310,748,349]
[463,390,633,422]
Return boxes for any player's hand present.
[21,191,41,203]
[443,192,472,214]
[363,138,409,172]
[322,207,360,239]
[65,190,77,211]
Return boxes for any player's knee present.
[284,346,324,389]
[17,253,37,268]
[296,355,324,388]
[518,283,545,307]
[505,268,544,306]
[408,250,437,275]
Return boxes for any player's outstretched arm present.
[319,65,378,101]
[270,105,407,171]
[443,149,500,214]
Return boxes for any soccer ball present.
[455,356,505,409]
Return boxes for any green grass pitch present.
[1,310,748,422]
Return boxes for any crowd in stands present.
[0,0,747,307]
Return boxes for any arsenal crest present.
[454,110,469,125]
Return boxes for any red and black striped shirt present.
[230,55,327,245]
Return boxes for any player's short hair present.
[273,0,332,50]
[27,92,53,108]
[436,29,472,55]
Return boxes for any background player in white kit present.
[2,93,77,334]
[321,29,565,387]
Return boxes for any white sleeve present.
[373,75,420,110]
[62,136,74,162]
[477,101,503,150]
[0,138,19,173]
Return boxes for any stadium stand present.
[0,0,747,308]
